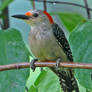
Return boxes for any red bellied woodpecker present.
[12,10,79,92]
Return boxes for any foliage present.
[0,0,13,11]
[0,29,30,92]
[69,21,92,91]
[27,68,61,92]
[57,12,86,32]
[51,12,85,32]
[0,0,91,91]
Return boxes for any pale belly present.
[29,29,68,61]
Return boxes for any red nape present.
[43,11,54,24]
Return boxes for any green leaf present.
[28,68,62,92]
[57,12,85,32]
[26,68,41,90]
[0,29,30,92]
[28,85,38,92]
[69,21,92,90]
[0,0,13,11]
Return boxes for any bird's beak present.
[12,15,30,19]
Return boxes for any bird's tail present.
[50,68,79,92]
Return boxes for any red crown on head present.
[43,11,53,24]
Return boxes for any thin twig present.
[30,0,92,11]
[43,0,47,11]
[2,6,9,29]
[84,0,91,19]
[32,0,36,9]
[0,61,92,72]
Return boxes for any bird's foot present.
[30,59,38,72]
[55,58,61,71]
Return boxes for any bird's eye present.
[33,13,39,17]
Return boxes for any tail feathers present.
[57,69,79,92]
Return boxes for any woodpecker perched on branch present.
[12,10,79,92]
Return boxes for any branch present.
[29,0,92,11]
[2,6,9,29]
[32,0,36,9]
[43,0,47,11]
[0,61,92,71]
[84,0,91,19]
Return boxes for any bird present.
[12,9,79,92]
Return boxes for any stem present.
[0,61,92,71]
[43,0,47,11]
[30,0,92,11]
[84,0,91,19]
[2,7,9,29]
[32,0,36,9]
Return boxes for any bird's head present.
[12,10,54,26]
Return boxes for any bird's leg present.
[30,58,38,72]
[55,58,61,71]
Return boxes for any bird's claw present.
[55,58,61,71]
[30,59,38,72]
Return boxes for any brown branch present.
[32,0,36,9]
[84,0,91,19]
[0,61,92,72]
[2,6,9,29]
[43,0,47,11]
[30,0,92,11]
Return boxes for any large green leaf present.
[57,12,85,32]
[0,0,13,11]
[0,29,30,92]
[28,68,62,92]
[69,21,92,90]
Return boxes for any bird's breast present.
[28,27,68,61]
